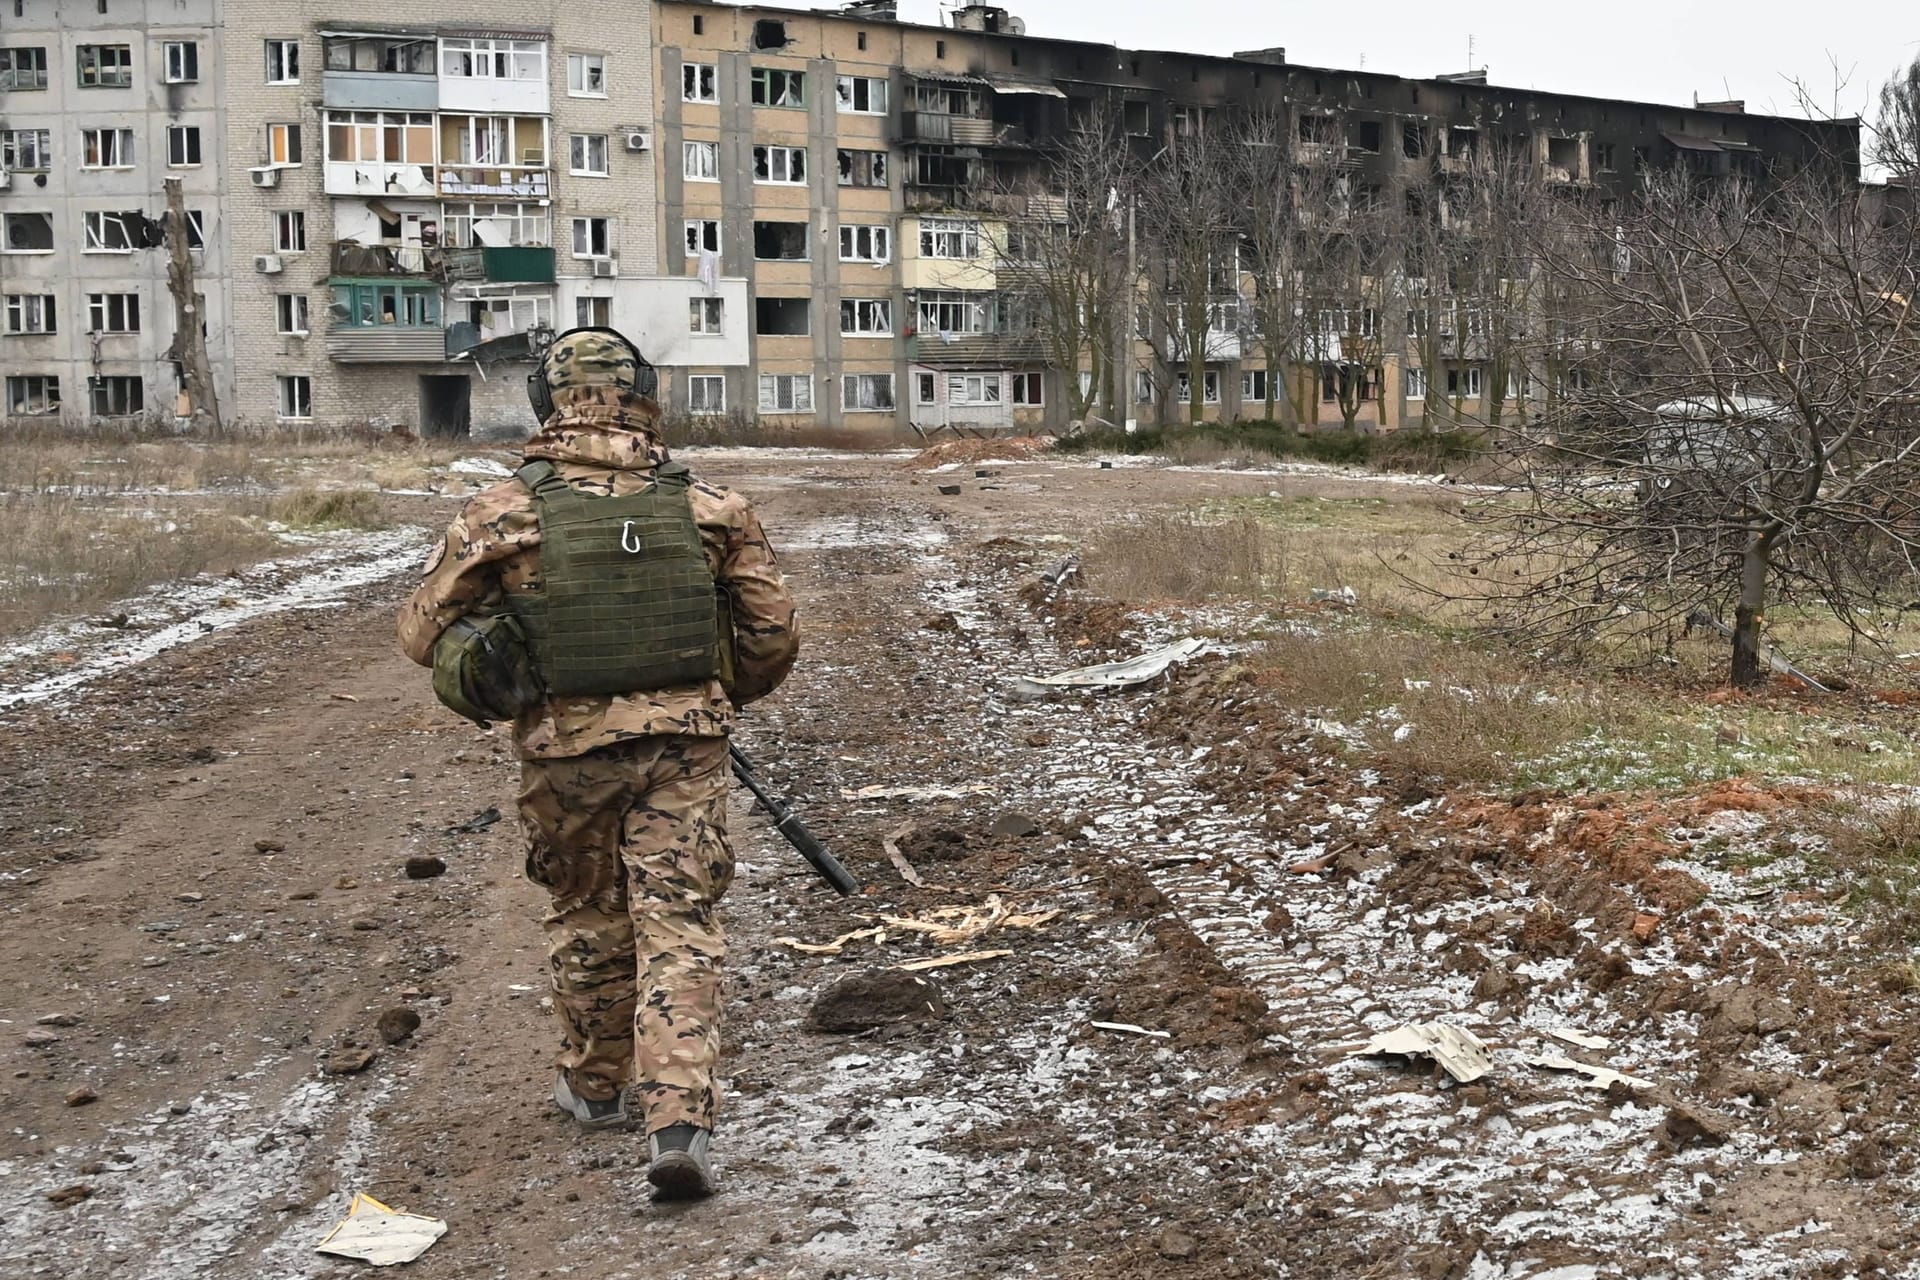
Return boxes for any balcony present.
[326,324,449,363]
[438,165,549,200]
[324,161,436,198]
[898,112,1033,148]
[322,70,436,111]
[438,245,555,284]
[330,239,438,278]
[906,332,1046,368]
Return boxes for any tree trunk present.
[1729,538,1771,688]
[163,178,221,430]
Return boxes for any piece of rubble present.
[1524,1053,1651,1091]
[1156,1225,1199,1260]
[315,1192,447,1266]
[989,812,1042,839]
[895,949,1013,973]
[1658,1099,1733,1149]
[36,1014,80,1028]
[255,839,286,854]
[1308,586,1358,607]
[1547,1028,1613,1051]
[1345,1022,1492,1083]
[809,971,948,1032]
[45,1184,93,1208]
[23,1029,61,1048]
[65,1086,98,1107]
[324,1047,378,1075]
[376,1007,421,1045]
[936,484,962,496]
[403,855,447,880]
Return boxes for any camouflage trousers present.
[517,734,733,1134]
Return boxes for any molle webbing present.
[510,460,721,696]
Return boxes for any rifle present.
[729,745,859,896]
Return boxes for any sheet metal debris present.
[1346,1022,1492,1083]
[315,1193,447,1266]
[1524,1053,1654,1091]
[1007,638,1219,700]
[843,783,993,802]
[1547,1028,1613,1051]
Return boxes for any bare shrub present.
[271,488,389,530]
[1084,513,1288,603]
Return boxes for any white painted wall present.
[554,276,748,368]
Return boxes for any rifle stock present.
[729,745,859,896]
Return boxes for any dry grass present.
[0,491,280,637]
[271,487,390,530]
[1810,798,1920,943]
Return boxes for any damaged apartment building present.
[648,0,1857,434]
[0,0,1861,433]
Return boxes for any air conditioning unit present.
[255,254,284,274]
[591,258,617,278]
[624,129,651,153]
[249,166,279,189]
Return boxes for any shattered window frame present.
[750,67,805,108]
[682,61,717,103]
[841,372,895,411]
[82,211,135,254]
[753,144,806,185]
[5,373,61,413]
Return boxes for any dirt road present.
[2,450,1916,1280]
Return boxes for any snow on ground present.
[0,527,428,713]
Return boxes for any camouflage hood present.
[522,386,669,473]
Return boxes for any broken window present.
[918,218,979,260]
[839,223,890,263]
[83,211,134,252]
[566,53,606,96]
[752,220,808,260]
[838,148,888,187]
[750,67,804,107]
[569,216,610,258]
[842,374,894,411]
[1447,126,1478,159]
[751,19,788,52]
[918,290,993,334]
[1594,142,1617,172]
[76,43,132,87]
[836,75,887,114]
[1349,119,1382,153]
[913,149,972,187]
[1122,100,1150,136]
[684,218,720,256]
[682,62,716,103]
[1,129,51,171]
[1403,121,1428,158]
[753,145,806,184]
[948,373,1002,405]
[323,35,433,74]
[163,40,199,83]
[6,374,60,414]
[88,375,144,417]
[688,297,724,334]
[754,297,810,336]
[688,375,725,414]
[1175,370,1221,404]
[81,127,135,167]
[4,294,56,333]
[1171,104,1208,138]
[1010,373,1043,406]
[86,292,140,333]
[0,47,50,91]
[1298,113,1339,145]
[840,298,891,335]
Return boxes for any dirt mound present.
[808,970,948,1032]
[907,436,1049,470]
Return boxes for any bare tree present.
[1230,105,1326,426]
[1451,165,1920,687]
[1295,148,1402,432]
[1136,113,1243,426]
[986,107,1142,426]
[1873,55,1920,181]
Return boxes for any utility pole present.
[163,177,222,430]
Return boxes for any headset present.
[526,326,659,421]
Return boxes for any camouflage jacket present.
[398,387,798,759]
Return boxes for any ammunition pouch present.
[432,613,544,726]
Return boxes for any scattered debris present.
[444,806,502,835]
[880,896,1061,947]
[1042,554,1081,588]
[1684,608,1831,692]
[1524,1054,1652,1091]
[315,1192,448,1266]
[65,1086,98,1107]
[45,1184,93,1208]
[846,783,993,802]
[254,839,286,854]
[403,855,448,881]
[882,825,931,890]
[1287,852,1337,875]
[1547,1028,1613,1051]
[330,693,360,703]
[808,970,948,1032]
[376,1007,422,1045]
[1007,638,1220,700]
[1345,1023,1492,1084]
[1631,912,1661,942]
[920,610,961,633]
[1308,586,1358,608]
[447,455,512,478]
[936,484,962,496]
[23,1029,61,1048]
[35,1013,80,1028]
[1658,1100,1734,1150]
[776,926,888,956]
[1090,1021,1171,1040]
[895,949,1013,972]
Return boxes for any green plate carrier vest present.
[509,459,725,696]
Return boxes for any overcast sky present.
[761,0,1914,124]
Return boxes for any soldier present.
[398,328,798,1200]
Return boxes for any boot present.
[647,1124,716,1200]
[552,1072,629,1129]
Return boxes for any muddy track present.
[1,452,1916,1280]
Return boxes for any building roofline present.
[657,0,1860,133]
